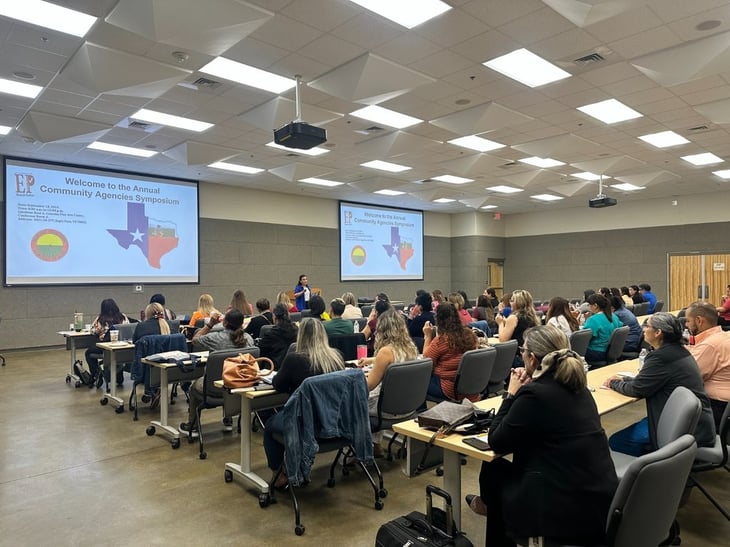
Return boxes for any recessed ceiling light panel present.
[374,189,406,196]
[361,160,411,172]
[131,109,213,132]
[348,0,451,28]
[299,177,344,187]
[433,197,455,203]
[487,185,523,194]
[681,152,723,166]
[577,98,643,124]
[88,141,157,158]
[519,156,565,168]
[208,161,263,174]
[0,77,43,99]
[572,172,608,181]
[0,125,12,135]
[483,48,571,88]
[433,175,473,184]
[610,183,645,191]
[350,105,422,129]
[532,194,563,201]
[638,130,689,148]
[200,57,295,94]
[0,0,96,37]
[447,135,505,152]
[267,142,329,156]
[712,169,730,179]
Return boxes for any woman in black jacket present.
[257,304,298,369]
[466,325,618,546]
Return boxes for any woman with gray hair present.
[604,312,716,457]
[341,291,363,319]
[466,325,617,547]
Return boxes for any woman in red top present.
[277,291,299,314]
[423,302,478,401]
[448,292,472,325]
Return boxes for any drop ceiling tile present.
[280,0,359,31]
[374,34,442,66]
[449,29,521,64]
[463,0,544,27]
[580,61,642,86]
[609,24,682,59]
[269,52,329,82]
[667,5,730,42]
[330,12,402,50]
[586,4,664,43]
[222,37,290,69]
[298,34,364,69]
[647,0,730,24]
[534,27,603,60]
[250,14,320,53]
[498,6,576,45]
[414,8,491,48]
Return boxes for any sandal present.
[465,494,487,516]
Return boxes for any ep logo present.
[15,173,35,195]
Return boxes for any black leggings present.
[479,459,516,547]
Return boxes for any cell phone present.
[463,437,490,451]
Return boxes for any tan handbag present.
[222,353,274,389]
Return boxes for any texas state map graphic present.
[108,202,178,268]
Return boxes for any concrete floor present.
[0,348,728,546]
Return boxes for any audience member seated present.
[245,298,273,339]
[357,308,418,457]
[603,312,716,456]
[133,302,173,342]
[457,290,470,308]
[581,294,623,368]
[407,292,434,339]
[577,288,596,315]
[227,289,254,316]
[629,284,645,304]
[639,283,657,313]
[362,299,390,356]
[497,294,512,318]
[610,296,642,353]
[341,292,363,319]
[466,325,618,547]
[484,287,500,309]
[140,293,175,321]
[258,304,298,369]
[685,301,730,428]
[263,318,345,488]
[620,286,634,306]
[324,298,353,335]
[308,294,330,320]
[85,298,129,386]
[448,292,472,325]
[188,293,220,328]
[471,294,497,331]
[716,287,730,327]
[423,302,478,402]
[277,291,299,314]
[431,289,445,311]
[544,296,579,337]
[496,290,539,366]
[180,309,254,436]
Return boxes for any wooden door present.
[669,253,730,310]
[487,259,503,297]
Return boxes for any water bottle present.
[353,320,360,333]
[638,348,648,369]
[73,312,84,332]
[682,328,691,345]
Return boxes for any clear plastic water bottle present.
[682,328,691,345]
[353,320,360,334]
[638,348,648,370]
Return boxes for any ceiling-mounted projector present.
[272,74,326,150]
[589,195,617,208]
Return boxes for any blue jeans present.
[608,417,651,457]
[427,374,447,401]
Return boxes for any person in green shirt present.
[323,298,354,336]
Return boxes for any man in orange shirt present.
[685,301,730,428]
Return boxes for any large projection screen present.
[339,201,424,281]
[4,157,199,286]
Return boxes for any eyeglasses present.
[519,346,528,353]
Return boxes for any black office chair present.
[485,340,517,397]
[327,332,366,361]
[654,300,665,312]
[569,328,592,357]
[427,347,496,403]
[587,326,629,369]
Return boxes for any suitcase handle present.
[425,485,454,537]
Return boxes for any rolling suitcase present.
[375,485,473,547]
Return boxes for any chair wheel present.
[100,398,108,406]
[75,381,82,388]
[259,493,271,508]
[375,499,384,510]
[379,488,388,498]
[199,451,207,460]
[146,426,156,436]
[66,375,71,384]
[435,467,444,477]
[115,405,124,414]
[224,470,233,483]
[327,478,336,487]
[295,524,305,536]
[187,435,195,444]
[171,438,180,449]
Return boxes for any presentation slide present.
[4,157,199,286]
[339,201,423,281]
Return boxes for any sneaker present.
[222,417,233,432]
[465,494,487,517]
[150,389,161,410]
[179,422,199,438]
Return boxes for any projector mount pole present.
[294,74,302,123]
[597,173,606,198]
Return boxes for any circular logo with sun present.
[351,245,366,267]
[31,229,69,262]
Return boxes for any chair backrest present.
[360,305,373,317]
[203,347,257,399]
[486,340,518,395]
[285,341,297,357]
[606,434,697,547]
[606,435,697,547]
[114,322,137,342]
[300,309,312,318]
[654,300,664,312]
[375,358,432,422]
[569,328,593,357]
[289,312,302,322]
[606,326,630,363]
[168,319,180,333]
[634,302,649,316]
[656,386,702,448]
[258,324,274,339]
[454,347,497,399]
[351,317,368,331]
[327,332,366,361]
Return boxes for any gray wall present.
[450,235,506,301]
[503,221,730,304]
[1,217,452,350]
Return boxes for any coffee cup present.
[110,330,119,343]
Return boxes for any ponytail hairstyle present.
[587,293,612,321]
[224,309,248,347]
[144,302,170,335]
[524,325,586,391]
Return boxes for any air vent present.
[366,125,384,132]
[574,52,605,65]
[688,124,709,132]
[128,121,151,130]
[192,77,222,89]
[499,161,518,169]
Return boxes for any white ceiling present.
[2,0,730,214]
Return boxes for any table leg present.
[149,366,180,446]
[224,393,270,493]
[442,450,462,529]
[66,337,81,386]
[100,349,124,412]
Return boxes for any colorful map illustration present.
[108,202,178,268]
[382,226,414,270]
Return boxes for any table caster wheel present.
[375,499,384,510]
[199,451,207,460]
[75,381,82,388]
[327,478,336,487]
[100,398,108,406]
[295,524,305,536]
[65,375,71,384]
[146,426,156,436]
[224,469,233,483]
[115,405,124,414]
[379,488,388,498]
[259,493,271,508]
[435,467,444,477]
[171,438,180,449]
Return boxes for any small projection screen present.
[339,201,424,281]
[4,157,199,286]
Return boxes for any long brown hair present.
[545,296,578,332]
[435,303,476,353]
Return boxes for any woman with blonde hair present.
[341,291,363,319]
[228,289,253,316]
[188,294,219,327]
[465,325,617,547]
[277,291,299,314]
[496,289,539,366]
[448,292,472,325]
[133,302,171,342]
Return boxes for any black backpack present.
[73,359,93,387]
